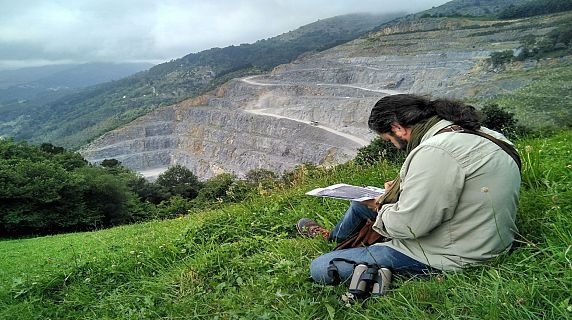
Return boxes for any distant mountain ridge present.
[0,12,402,148]
[0,63,153,102]
[0,64,74,89]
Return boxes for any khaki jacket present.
[373,120,521,271]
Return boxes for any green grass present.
[1,131,571,319]
[482,61,572,129]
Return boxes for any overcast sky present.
[0,0,450,70]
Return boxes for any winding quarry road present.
[243,108,371,146]
[240,74,404,147]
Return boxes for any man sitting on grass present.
[298,94,521,284]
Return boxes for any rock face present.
[80,14,566,179]
[82,80,377,179]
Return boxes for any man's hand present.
[384,180,395,190]
[361,199,378,212]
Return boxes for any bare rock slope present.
[80,14,568,179]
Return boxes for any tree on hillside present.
[195,173,236,203]
[127,176,171,204]
[76,166,140,226]
[101,158,122,168]
[481,104,522,137]
[0,159,84,234]
[0,139,148,236]
[155,165,202,199]
[39,143,65,154]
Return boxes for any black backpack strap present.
[327,258,355,285]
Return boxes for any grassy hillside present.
[1,129,570,319]
[481,60,572,128]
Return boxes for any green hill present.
[0,128,570,318]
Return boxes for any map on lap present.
[306,184,385,201]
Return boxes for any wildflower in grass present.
[525,145,533,153]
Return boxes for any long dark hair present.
[368,94,481,133]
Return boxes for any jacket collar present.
[420,119,454,144]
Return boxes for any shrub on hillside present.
[244,168,279,192]
[480,103,529,138]
[100,158,122,168]
[354,137,405,166]
[481,104,517,133]
[489,50,515,68]
[154,195,193,219]
[515,22,572,60]
[225,180,255,202]
[281,163,325,186]
[194,173,237,203]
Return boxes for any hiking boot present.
[296,218,330,239]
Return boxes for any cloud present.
[0,0,449,69]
